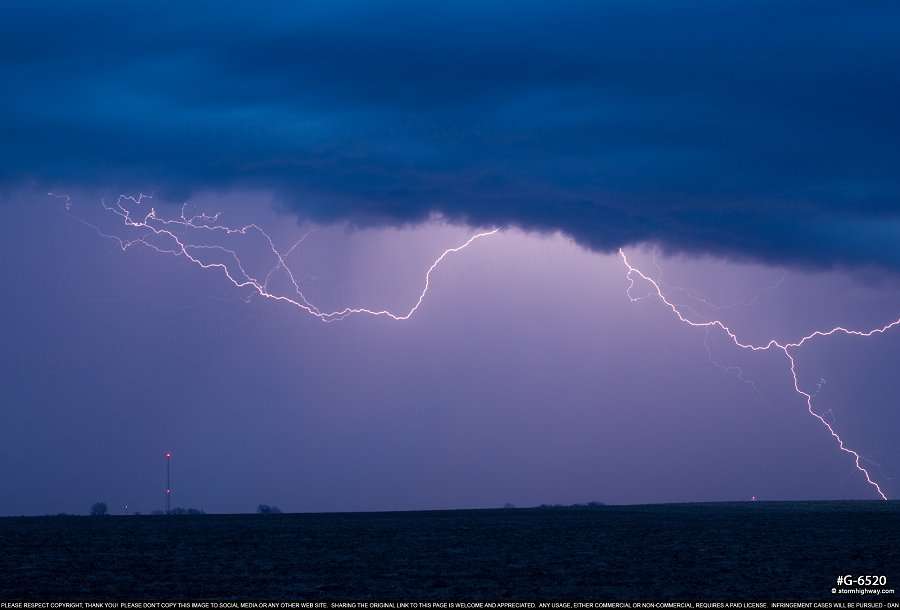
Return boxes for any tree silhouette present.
[90,502,108,516]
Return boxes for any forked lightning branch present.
[60,194,899,500]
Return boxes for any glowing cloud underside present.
[60,194,897,500]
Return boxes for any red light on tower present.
[164,452,172,513]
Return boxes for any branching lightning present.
[620,249,898,500]
[57,193,897,500]
[56,193,499,323]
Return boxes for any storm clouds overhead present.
[3,0,899,268]
[2,1,900,515]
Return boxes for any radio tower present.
[165,452,172,513]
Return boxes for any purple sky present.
[1,188,898,515]
[2,1,899,515]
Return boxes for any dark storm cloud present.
[2,0,899,268]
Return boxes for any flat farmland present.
[1,502,897,600]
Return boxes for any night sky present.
[2,1,899,515]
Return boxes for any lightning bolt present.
[639,249,782,406]
[620,249,897,500]
[55,193,499,322]
[58,193,895,499]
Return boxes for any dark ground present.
[1,501,898,600]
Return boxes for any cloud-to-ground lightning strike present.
[57,194,499,322]
[60,194,896,500]
[620,249,898,500]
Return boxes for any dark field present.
[1,502,898,600]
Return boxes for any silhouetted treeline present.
[537,501,606,509]
[151,507,205,515]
